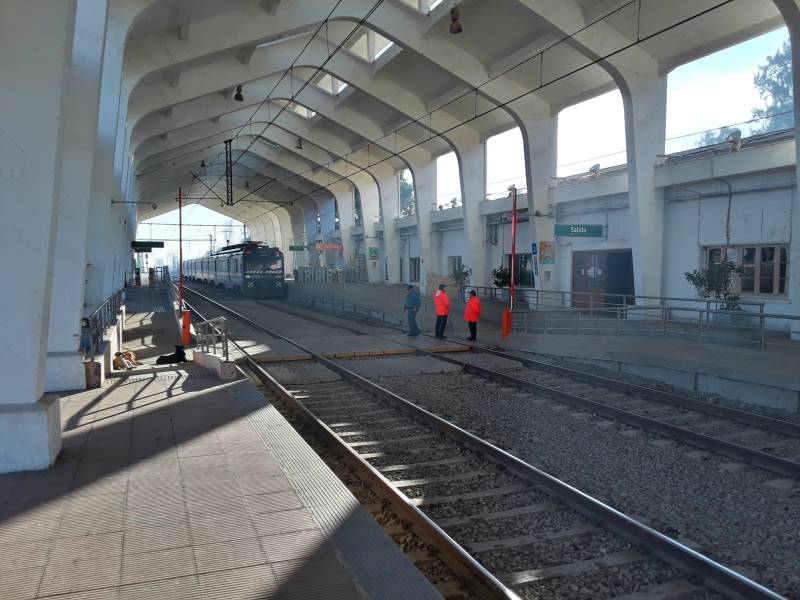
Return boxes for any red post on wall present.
[509,185,518,311]
[178,186,190,346]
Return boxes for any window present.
[505,253,535,287]
[448,256,463,279]
[705,245,788,296]
[409,257,420,283]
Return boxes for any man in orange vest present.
[464,289,481,341]
[433,284,451,339]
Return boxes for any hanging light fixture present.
[449,6,463,34]
[245,180,250,189]
[295,137,303,150]
[234,85,244,101]
[200,159,206,168]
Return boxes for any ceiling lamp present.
[245,180,250,189]
[449,6,462,34]
[234,85,244,102]
[295,137,303,150]
[200,159,206,168]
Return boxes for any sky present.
[142,26,791,265]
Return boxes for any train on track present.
[182,241,287,298]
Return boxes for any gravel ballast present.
[377,371,800,598]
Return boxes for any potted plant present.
[452,264,471,286]
[491,266,512,301]
[684,260,752,328]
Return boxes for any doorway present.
[571,249,634,307]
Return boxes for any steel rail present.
[178,285,520,600]
[179,283,784,600]
[282,294,800,474]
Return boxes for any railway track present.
[274,294,800,479]
[179,284,783,600]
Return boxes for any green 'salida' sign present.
[554,224,604,237]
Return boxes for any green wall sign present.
[554,224,604,237]
[289,245,306,251]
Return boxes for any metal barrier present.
[81,290,123,359]
[294,294,404,327]
[510,305,800,351]
[125,266,168,287]
[455,286,766,314]
[194,316,229,360]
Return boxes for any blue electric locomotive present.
[183,241,287,298]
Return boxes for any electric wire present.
[238,0,739,223]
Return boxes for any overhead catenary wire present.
[194,0,387,203]
[140,0,639,188]
[239,0,739,224]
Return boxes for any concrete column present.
[274,209,295,274]
[335,187,356,269]
[452,135,488,287]
[356,178,384,283]
[411,161,436,293]
[0,0,78,472]
[620,73,668,300]
[318,194,338,267]
[521,116,558,291]
[774,0,800,339]
[377,175,401,283]
[46,0,110,392]
[84,6,127,309]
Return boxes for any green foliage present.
[452,263,470,285]
[399,170,416,217]
[695,40,794,148]
[492,266,511,288]
[751,40,794,133]
[695,125,741,147]
[684,260,743,310]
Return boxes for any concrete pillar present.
[45,0,110,392]
[452,135,489,287]
[318,195,338,267]
[356,178,384,283]
[620,74,668,301]
[774,0,800,339]
[334,187,356,270]
[377,175,401,283]
[411,161,436,293]
[0,0,77,472]
[521,116,558,291]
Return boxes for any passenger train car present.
[183,241,287,298]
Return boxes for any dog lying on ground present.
[122,350,142,366]
[156,345,187,364]
[113,352,134,370]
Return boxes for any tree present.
[399,170,416,217]
[695,125,741,147]
[751,40,794,133]
[684,260,743,311]
[696,40,794,147]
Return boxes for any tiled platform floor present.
[0,286,439,599]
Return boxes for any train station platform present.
[0,285,439,600]
[285,283,799,414]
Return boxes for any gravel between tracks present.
[377,372,800,598]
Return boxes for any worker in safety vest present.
[464,290,481,341]
[433,284,451,339]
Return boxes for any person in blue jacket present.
[403,284,421,336]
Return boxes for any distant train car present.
[183,241,287,298]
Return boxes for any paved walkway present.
[0,285,439,600]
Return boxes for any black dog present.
[156,345,187,364]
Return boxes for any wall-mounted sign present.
[554,224,604,238]
[368,246,379,261]
[133,248,152,253]
[531,243,538,256]
[539,241,556,265]
[317,242,344,251]
[131,240,164,249]
[289,245,306,251]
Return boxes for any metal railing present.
[454,286,766,314]
[194,316,229,360]
[510,305,800,351]
[295,294,405,327]
[81,290,124,359]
